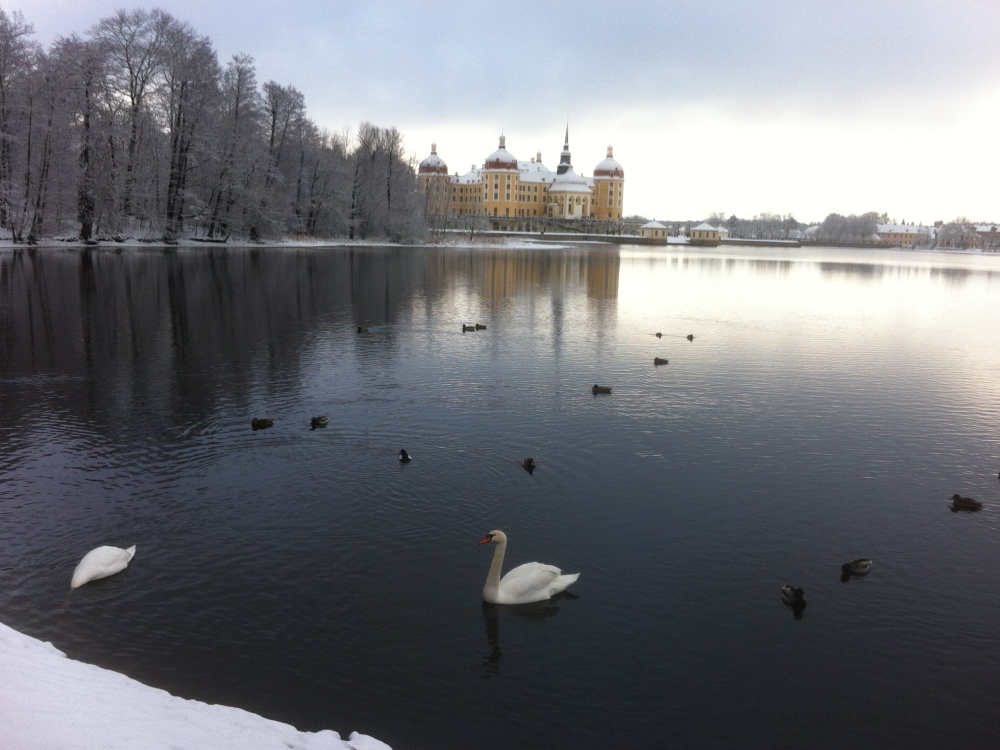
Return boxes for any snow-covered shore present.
[0,621,391,750]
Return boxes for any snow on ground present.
[0,621,391,750]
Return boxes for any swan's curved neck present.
[484,537,507,599]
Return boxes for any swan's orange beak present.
[479,535,493,545]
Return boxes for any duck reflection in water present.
[479,594,575,678]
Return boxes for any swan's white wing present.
[497,562,564,604]
[71,545,136,589]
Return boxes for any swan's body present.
[950,494,983,511]
[71,545,136,589]
[781,584,806,608]
[841,558,872,575]
[479,530,579,604]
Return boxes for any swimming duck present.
[653,357,669,366]
[686,334,695,341]
[592,384,612,395]
[950,494,983,511]
[841,558,872,576]
[357,326,368,333]
[781,584,806,608]
[475,324,487,330]
[399,449,412,463]
[655,332,663,338]
[251,418,274,430]
[310,415,329,429]
[462,324,475,332]
[522,457,536,474]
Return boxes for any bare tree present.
[160,22,219,241]
[0,7,423,244]
[0,8,38,239]
[91,8,173,224]
[204,53,263,238]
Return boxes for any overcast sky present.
[12,1,1000,223]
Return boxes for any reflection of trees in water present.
[819,262,1000,288]
[819,262,887,281]
[637,255,793,279]
[929,267,973,286]
[2,249,362,437]
[0,246,620,441]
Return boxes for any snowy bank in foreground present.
[0,621,390,750]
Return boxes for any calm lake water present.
[1,242,999,749]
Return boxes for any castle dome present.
[418,143,448,175]
[484,135,518,170]
[593,145,624,178]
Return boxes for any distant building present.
[877,224,919,246]
[975,224,999,249]
[639,221,668,239]
[877,223,938,247]
[689,222,721,246]
[418,128,625,230]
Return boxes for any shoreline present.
[0,620,391,750]
[1,234,997,256]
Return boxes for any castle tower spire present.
[557,123,573,175]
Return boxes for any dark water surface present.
[1,243,998,749]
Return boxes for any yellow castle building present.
[419,128,624,230]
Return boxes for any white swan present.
[71,545,136,589]
[479,530,579,604]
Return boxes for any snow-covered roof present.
[692,222,718,231]
[484,135,518,170]
[518,159,554,183]
[418,144,448,175]
[593,146,624,178]
[642,221,667,229]
[451,168,482,185]
[877,224,921,233]
[547,167,592,194]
